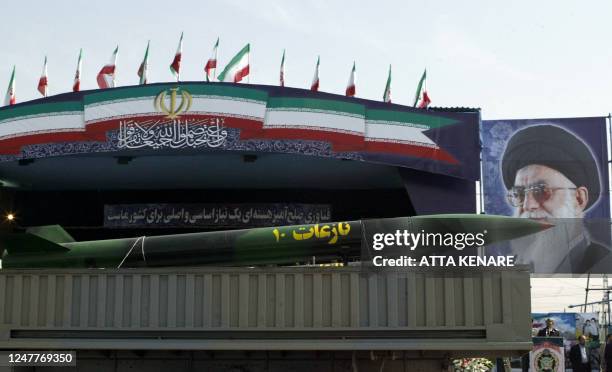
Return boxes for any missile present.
[0,214,551,269]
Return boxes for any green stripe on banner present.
[366,109,458,129]
[267,97,364,116]
[187,85,268,101]
[84,85,175,105]
[84,84,269,105]
[0,101,83,122]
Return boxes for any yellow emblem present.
[154,87,192,119]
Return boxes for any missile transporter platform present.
[0,266,531,372]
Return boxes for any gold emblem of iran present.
[154,87,192,119]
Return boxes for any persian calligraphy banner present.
[117,117,228,149]
[104,203,332,228]
[0,82,480,181]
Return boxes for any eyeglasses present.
[507,184,577,207]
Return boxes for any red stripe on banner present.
[365,141,458,164]
[73,80,80,92]
[237,129,264,140]
[0,146,21,155]
[332,142,366,152]
[234,65,250,82]
[250,128,364,150]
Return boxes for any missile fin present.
[26,225,75,243]
[0,233,70,255]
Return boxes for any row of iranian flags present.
[3,34,431,109]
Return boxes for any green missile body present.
[0,214,551,269]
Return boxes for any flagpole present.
[424,69,428,110]
[215,37,219,81]
[607,113,612,218]
[45,56,48,97]
[116,46,119,88]
[176,33,182,83]
[43,56,48,97]
[146,40,150,85]
[46,74,49,96]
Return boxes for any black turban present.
[501,125,601,210]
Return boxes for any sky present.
[1,0,611,120]
[531,277,608,314]
[1,0,611,313]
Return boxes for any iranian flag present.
[137,41,150,85]
[310,56,320,91]
[205,37,219,82]
[418,91,431,109]
[413,69,431,108]
[383,65,391,103]
[218,43,250,83]
[170,32,183,81]
[73,49,83,92]
[345,62,356,97]
[38,56,48,97]
[4,66,15,106]
[279,49,285,87]
[97,46,118,89]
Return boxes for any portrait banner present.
[481,118,612,273]
[482,117,610,218]
[576,312,600,341]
